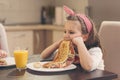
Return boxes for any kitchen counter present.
[5,24,64,55]
[5,25,64,31]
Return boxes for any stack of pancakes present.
[43,40,75,68]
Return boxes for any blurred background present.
[1,0,120,30]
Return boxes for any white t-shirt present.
[88,47,104,70]
[74,47,104,71]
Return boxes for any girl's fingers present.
[0,50,7,58]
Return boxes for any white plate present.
[0,57,15,67]
[27,62,77,72]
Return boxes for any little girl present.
[0,24,9,58]
[40,6,104,71]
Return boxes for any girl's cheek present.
[69,35,73,39]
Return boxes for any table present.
[0,55,118,80]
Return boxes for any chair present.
[98,21,120,79]
[0,23,9,55]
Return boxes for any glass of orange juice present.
[14,50,28,71]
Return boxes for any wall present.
[88,0,120,30]
[0,0,52,25]
[0,0,88,25]
[54,0,88,14]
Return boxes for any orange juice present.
[14,50,28,69]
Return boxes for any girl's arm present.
[40,39,63,59]
[72,37,94,71]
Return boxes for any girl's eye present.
[64,31,66,33]
[69,32,74,34]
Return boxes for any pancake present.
[43,40,75,68]
[0,59,7,65]
[33,62,42,68]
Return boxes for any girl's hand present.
[55,38,64,45]
[0,50,7,58]
[72,37,84,46]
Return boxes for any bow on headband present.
[63,6,92,33]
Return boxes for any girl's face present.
[64,20,88,41]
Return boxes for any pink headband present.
[63,6,92,33]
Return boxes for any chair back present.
[99,21,120,78]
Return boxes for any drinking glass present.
[14,50,28,71]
